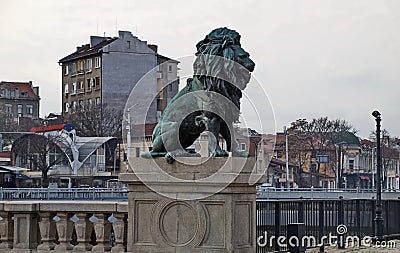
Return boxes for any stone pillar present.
[119,157,265,253]
[0,211,13,250]
[12,213,39,252]
[111,214,127,253]
[91,214,112,252]
[73,213,93,252]
[37,212,56,251]
[54,213,74,252]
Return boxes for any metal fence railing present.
[256,199,400,252]
[0,187,128,201]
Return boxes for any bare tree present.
[288,117,357,186]
[64,105,122,137]
[12,134,68,187]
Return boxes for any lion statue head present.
[192,27,255,116]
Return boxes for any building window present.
[64,65,69,75]
[86,79,91,92]
[77,60,84,74]
[168,83,172,92]
[26,105,33,115]
[72,101,77,111]
[127,41,131,49]
[65,103,69,112]
[87,98,92,109]
[64,83,69,94]
[240,143,246,151]
[95,97,101,105]
[79,100,84,111]
[79,80,84,91]
[95,77,101,89]
[5,104,12,116]
[71,83,77,95]
[17,104,23,118]
[349,159,355,172]
[95,57,101,68]
[71,63,77,76]
[86,58,92,72]
[168,64,172,72]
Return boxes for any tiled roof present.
[336,131,360,145]
[59,38,118,63]
[0,81,39,100]
[362,139,400,159]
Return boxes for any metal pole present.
[284,126,290,189]
[336,144,339,188]
[372,148,375,189]
[372,110,383,242]
[127,109,131,160]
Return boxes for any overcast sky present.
[1,0,399,138]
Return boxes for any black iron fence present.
[256,199,400,252]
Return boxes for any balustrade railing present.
[0,201,127,253]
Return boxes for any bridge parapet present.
[0,201,128,253]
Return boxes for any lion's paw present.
[165,153,175,164]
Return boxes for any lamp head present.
[372,110,381,118]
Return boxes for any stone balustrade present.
[0,201,128,253]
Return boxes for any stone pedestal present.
[119,157,265,253]
[0,211,14,251]
[13,213,39,253]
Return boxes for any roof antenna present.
[104,32,106,38]
[115,16,118,36]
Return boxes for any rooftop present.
[58,37,118,63]
[0,81,39,100]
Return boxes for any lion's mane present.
[192,27,250,122]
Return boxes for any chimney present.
[90,36,108,47]
[148,44,158,53]
[118,31,132,39]
[33,86,39,97]
[76,44,89,52]
[29,81,33,87]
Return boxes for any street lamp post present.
[284,126,290,190]
[372,110,383,242]
[125,104,138,172]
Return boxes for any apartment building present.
[0,81,40,123]
[59,31,179,123]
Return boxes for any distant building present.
[12,124,119,187]
[58,31,179,123]
[0,81,40,124]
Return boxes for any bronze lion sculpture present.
[143,27,255,163]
